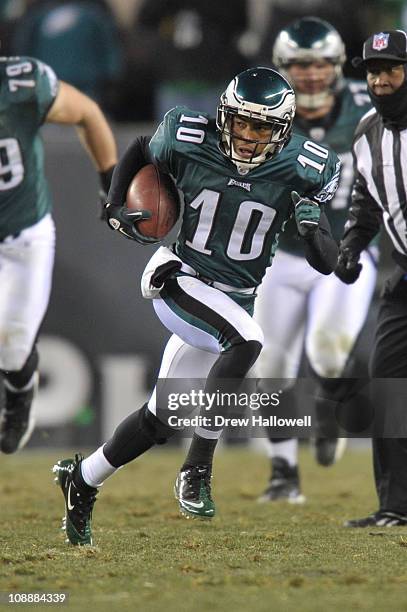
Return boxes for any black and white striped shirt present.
[342,107,407,266]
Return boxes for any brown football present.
[126,164,180,240]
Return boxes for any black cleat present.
[0,373,38,454]
[315,437,347,467]
[257,457,305,504]
[175,465,215,519]
[52,454,98,545]
[344,510,407,528]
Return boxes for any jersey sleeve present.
[5,57,59,127]
[34,59,59,122]
[302,210,338,274]
[309,152,341,205]
[148,107,179,175]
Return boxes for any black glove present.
[151,260,182,288]
[104,203,160,244]
[335,247,362,284]
[292,191,321,237]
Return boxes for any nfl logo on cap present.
[372,33,389,50]
[353,29,407,67]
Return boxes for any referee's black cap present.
[352,30,407,68]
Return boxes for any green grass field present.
[1,445,407,612]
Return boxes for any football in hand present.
[126,164,180,240]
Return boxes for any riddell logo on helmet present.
[372,33,389,51]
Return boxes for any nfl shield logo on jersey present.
[372,33,389,51]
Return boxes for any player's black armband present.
[302,211,338,275]
[108,136,153,206]
[98,165,116,194]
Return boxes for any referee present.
[336,29,407,527]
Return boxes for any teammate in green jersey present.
[254,17,378,503]
[0,56,117,454]
[53,66,340,545]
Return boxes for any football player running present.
[0,56,117,454]
[53,66,340,545]
[254,17,377,503]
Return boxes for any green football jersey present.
[277,81,372,255]
[0,56,58,239]
[149,106,340,289]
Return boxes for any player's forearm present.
[75,104,117,172]
[302,213,338,275]
[108,137,152,206]
[46,81,116,170]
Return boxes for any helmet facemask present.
[273,17,346,111]
[216,68,296,173]
[218,106,292,169]
[280,60,343,110]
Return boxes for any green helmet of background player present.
[216,67,296,172]
[273,17,346,110]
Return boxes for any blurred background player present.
[0,54,117,454]
[254,17,378,503]
[52,67,340,545]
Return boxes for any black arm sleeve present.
[301,211,338,275]
[107,136,153,206]
[340,169,383,254]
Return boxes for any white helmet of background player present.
[217,67,296,172]
[273,17,346,110]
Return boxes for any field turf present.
[1,446,407,612]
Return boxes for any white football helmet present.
[273,17,346,110]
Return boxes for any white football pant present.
[0,214,55,371]
[147,274,263,418]
[254,249,377,380]
[253,248,377,458]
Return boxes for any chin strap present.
[229,142,280,175]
